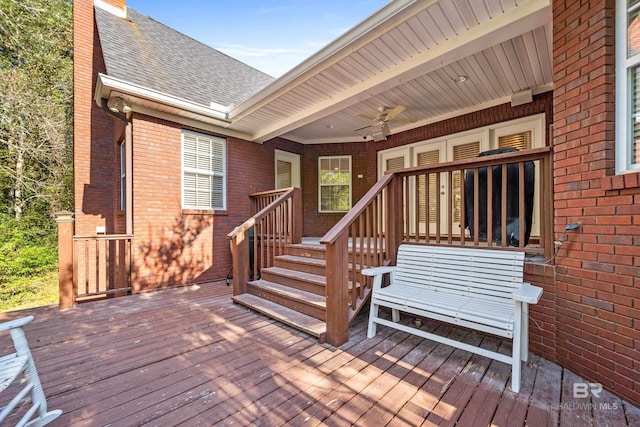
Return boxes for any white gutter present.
[227,0,427,122]
[94,73,232,126]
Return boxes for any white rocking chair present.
[0,316,61,426]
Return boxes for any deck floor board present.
[0,282,637,426]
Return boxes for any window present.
[119,140,126,210]
[182,130,226,210]
[616,0,640,173]
[498,130,532,151]
[318,156,351,212]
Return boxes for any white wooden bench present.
[361,244,542,393]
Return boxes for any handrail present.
[227,187,302,295]
[73,234,134,240]
[247,188,292,198]
[320,173,394,245]
[227,187,297,240]
[321,147,553,346]
[394,146,551,177]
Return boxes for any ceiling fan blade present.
[381,123,391,137]
[385,105,406,120]
[357,113,377,121]
[354,124,374,132]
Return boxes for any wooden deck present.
[1,282,639,426]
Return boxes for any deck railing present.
[73,235,133,301]
[227,187,302,295]
[321,147,553,345]
[55,213,133,308]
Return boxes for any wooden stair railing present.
[320,147,553,346]
[227,187,302,295]
[320,173,398,345]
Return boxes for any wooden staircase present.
[232,242,355,343]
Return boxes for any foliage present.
[0,0,71,310]
[0,0,73,219]
[0,213,58,311]
[0,271,58,312]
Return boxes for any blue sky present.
[126,0,390,77]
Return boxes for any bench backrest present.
[395,245,525,301]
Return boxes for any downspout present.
[100,98,133,235]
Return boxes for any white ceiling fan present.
[354,105,416,138]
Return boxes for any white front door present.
[274,150,301,189]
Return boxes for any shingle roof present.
[94,6,275,108]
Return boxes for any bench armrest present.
[0,315,34,332]
[513,283,543,304]
[361,266,396,277]
[361,266,396,292]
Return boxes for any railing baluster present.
[501,164,508,246]
[472,168,479,245]
[487,166,494,246]
[99,238,107,293]
[460,167,466,246]
[519,161,526,248]
[435,173,441,243]
[447,171,453,244]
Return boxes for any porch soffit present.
[230,0,553,144]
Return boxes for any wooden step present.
[232,293,326,341]
[259,266,326,295]
[247,279,326,320]
[285,243,326,259]
[274,254,326,276]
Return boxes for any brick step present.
[247,279,326,320]
[232,293,326,342]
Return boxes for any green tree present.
[0,0,72,310]
[0,0,73,220]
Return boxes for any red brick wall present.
[73,1,120,236]
[554,0,640,405]
[126,116,297,288]
[525,263,557,362]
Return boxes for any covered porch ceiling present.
[230,0,552,144]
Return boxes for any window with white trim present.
[182,130,226,210]
[119,140,126,210]
[616,0,640,173]
[318,156,351,212]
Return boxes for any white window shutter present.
[182,131,226,209]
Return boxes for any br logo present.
[573,382,603,398]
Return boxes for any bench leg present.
[511,301,523,393]
[367,302,379,338]
[392,309,400,323]
[521,303,529,362]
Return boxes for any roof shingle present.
[95,6,275,108]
